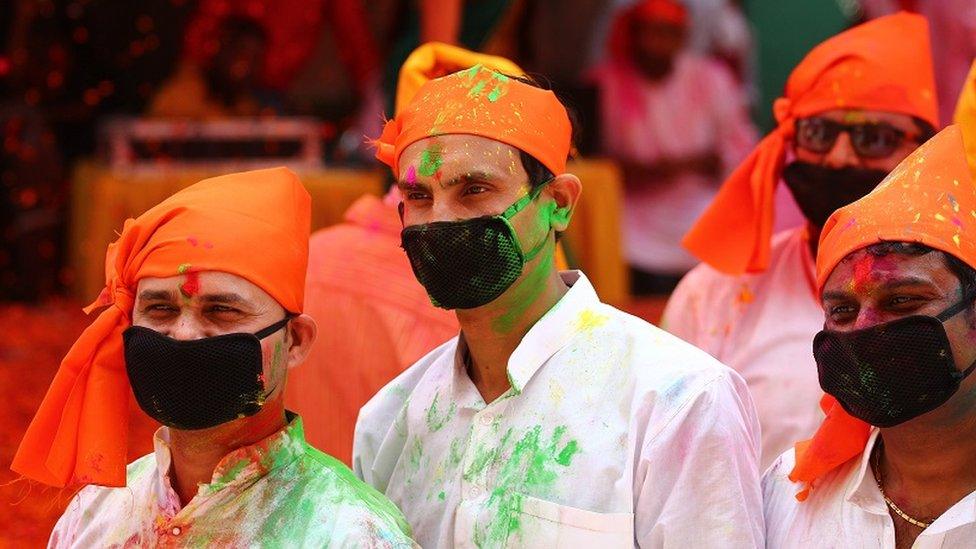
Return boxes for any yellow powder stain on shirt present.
[575,309,609,332]
[935,213,947,221]
[549,379,565,406]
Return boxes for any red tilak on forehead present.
[181,271,201,298]
[851,254,875,292]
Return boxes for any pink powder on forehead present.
[851,254,875,293]
[180,271,201,298]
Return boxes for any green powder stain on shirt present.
[472,425,580,548]
[418,143,444,177]
[425,392,457,433]
[209,458,250,492]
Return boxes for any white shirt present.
[763,430,976,548]
[662,227,826,469]
[50,414,414,548]
[354,271,764,548]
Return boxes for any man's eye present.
[888,295,918,307]
[145,304,176,313]
[406,191,430,201]
[830,304,857,318]
[463,185,488,196]
[208,305,240,314]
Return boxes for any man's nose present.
[852,306,883,330]
[822,131,862,169]
[167,315,208,341]
[429,200,462,223]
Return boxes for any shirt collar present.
[152,412,308,500]
[344,194,402,235]
[505,270,601,393]
[845,428,976,534]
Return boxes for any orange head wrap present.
[607,0,688,64]
[12,167,311,488]
[682,12,939,275]
[374,60,572,178]
[953,59,976,180]
[789,125,975,500]
[394,42,526,116]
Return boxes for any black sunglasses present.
[795,117,922,159]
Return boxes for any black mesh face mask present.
[123,316,291,430]
[814,296,976,428]
[401,187,550,310]
[782,161,888,228]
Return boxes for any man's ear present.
[285,313,317,369]
[545,173,582,232]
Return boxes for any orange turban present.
[12,167,311,488]
[790,125,975,500]
[954,59,976,180]
[374,62,572,177]
[394,42,525,116]
[683,13,938,275]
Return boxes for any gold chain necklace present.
[872,443,933,529]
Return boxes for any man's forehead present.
[136,271,266,301]
[825,247,948,293]
[816,108,916,128]
[398,135,521,180]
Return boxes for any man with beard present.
[662,13,939,469]
[765,125,976,547]
[592,0,756,295]
[353,64,763,547]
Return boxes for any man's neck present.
[457,262,568,404]
[167,399,287,506]
[879,395,976,520]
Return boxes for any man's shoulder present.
[358,337,459,426]
[295,445,414,543]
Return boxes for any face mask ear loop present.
[254,314,294,340]
[935,290,976,322]
[500,177,557,263]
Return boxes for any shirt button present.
[171,527,182,536]
[467,485,484,499]
[479,413,494,426]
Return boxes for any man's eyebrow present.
[199,293,248,305]
[822,276,935,302]
[440,171,496,189]
[138,289,175,301]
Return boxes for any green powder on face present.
[418,143,444,177]
[491,201,560,335]
[473,425,581,548]
[425,392,457,433]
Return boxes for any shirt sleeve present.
[634,370,764,548]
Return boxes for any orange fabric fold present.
[790,125,975,499]
[683,12,938,275]
[954,59,976,180]
[12,167,311,488]
[394,42,525,116]
[374,63,572,177]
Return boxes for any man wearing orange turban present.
[763,126,976,547]
[15,168,413,546]
[287,43,518,464]
[353,58,763,546]
[662,13,940,469]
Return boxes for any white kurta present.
[354,271,764,548]
[662,227,826,470]
[763,430,976,548]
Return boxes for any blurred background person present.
[591,0,756,295]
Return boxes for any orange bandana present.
[374,63,572,177]
[683,13,938,275]
[954,59,976,180]
[790,125,975,500]
[394,42,525,116]
[12,167,311,488]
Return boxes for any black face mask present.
[123,316,291,430]
[814,296,976,428]
[782,161,888,228]
[400,189,550,310]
